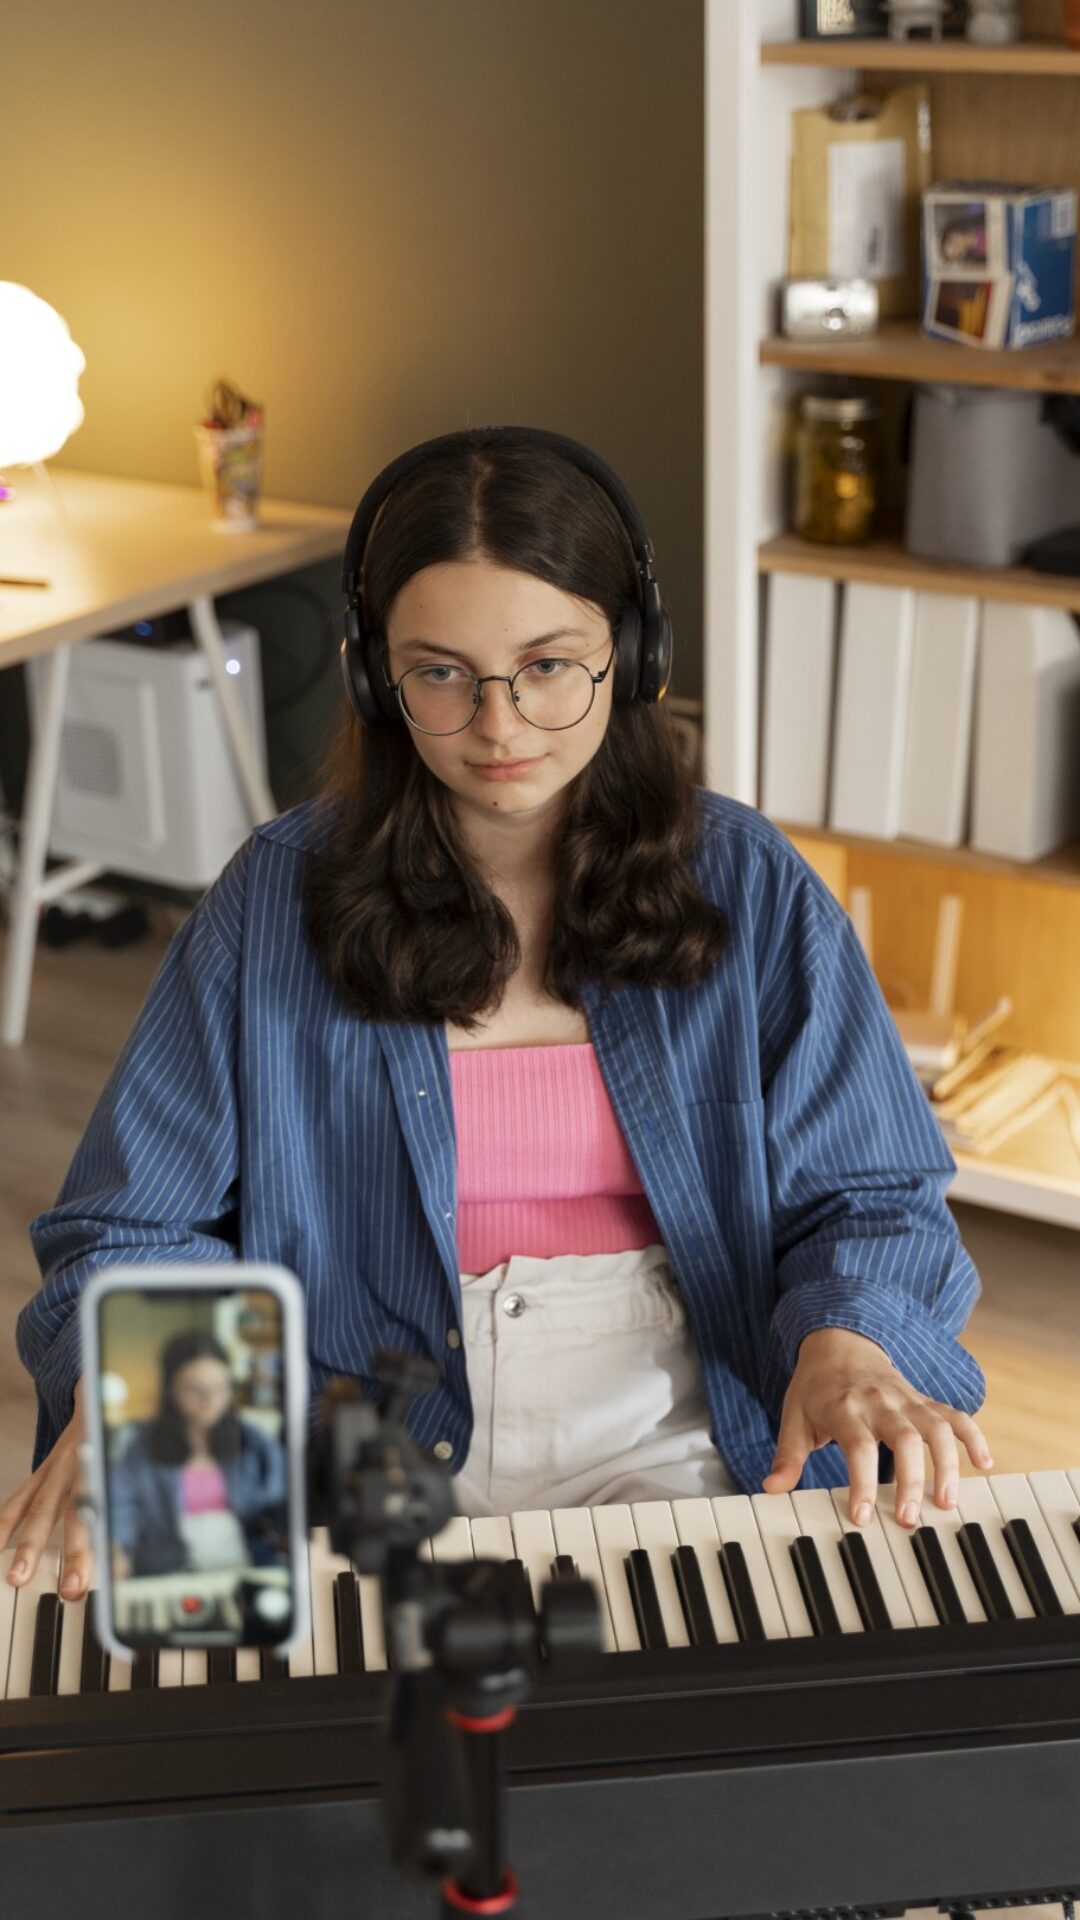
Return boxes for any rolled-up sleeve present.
[756,855,985,1425]
[18,850,248,1467]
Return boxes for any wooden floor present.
[1,913,1078,1494]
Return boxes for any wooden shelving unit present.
[760,36,1080,76]
[759,526,1080,616]
[704,1,1080,1229]
[760,319,1080,393]
[771,818,1080,890]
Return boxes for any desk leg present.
[2,645,70,1048]
[187,595,276,826]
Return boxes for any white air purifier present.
[26,621,268,888]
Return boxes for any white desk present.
[0,468,353,1046]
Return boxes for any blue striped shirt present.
[19,789,985,1492]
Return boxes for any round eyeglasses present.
[388,637,617,735]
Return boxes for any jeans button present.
[502,1294,525,1318]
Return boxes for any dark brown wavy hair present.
[305,429,728,1028]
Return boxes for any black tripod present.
[314,1351,603,1917]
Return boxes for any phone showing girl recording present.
[78,1263,310,1663]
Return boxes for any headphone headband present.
[340,424,672,726]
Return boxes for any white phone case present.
[78,1263,311,1664]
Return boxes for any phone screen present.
[91,1276,306,1654]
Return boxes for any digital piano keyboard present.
[3,1471,1080,1920]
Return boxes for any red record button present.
[180,1594,203,1615]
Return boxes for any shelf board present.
[774,818,1080,890]
[761,37,1080,77]
[949,1061,1080,1231]
[759,529,1080,614]
[760,321,1080,394]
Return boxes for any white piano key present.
[828,1489,916,1629]
[1028,1471,1080,1604]
[357,1574,388,1673]
[287,1537,316,1676]
[180,1650,207,1686]
[872,1486,939,1627]
[509,1510,560,1611]
[590,1505,642,1651]
[429,1516,476,1563]
[995,1472,1079,1614]
[1068,1469,1080,1509]
[790,1489,864,1634]
[552,1507,616,1653]
[0,1549,18,1699]
[630,1502,690,1648]
[911,1494,987,1624]
[7,1544,61,1698]
[710,1494,788,1640]
[954,1477,1033,1620]
[56,1592,88,1695]
[470,1516,515,1563]
[749,1493,814,1637]
[671,1499,739,1645]
[235,1647,261,1682]
[310,1526,350,1676]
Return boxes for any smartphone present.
[78,1263,310,1663]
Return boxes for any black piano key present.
[625,1549,668,1650]
[550,1554,579,1582]
[911,1528,967,1626]
[1003,1517,1065,1619]
[29,1592,64,1696]
[79,1593,110,1693]
[790,1536,843,1636]
[837,1531,893,1632]
[259,1645,291,1681]
[508,1558,535,1614]
[334,1570,365,1673]
[208,1647,237,1684]
[131,1647,159,1689]
[958,1522,1015,1623]
[717,1541,767,1643]
[671,1545,718,1647]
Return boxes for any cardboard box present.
[920,181,1077,349]
[787,85,932,319]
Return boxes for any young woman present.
[107,1330,287,1581]
[2,425,991,1603]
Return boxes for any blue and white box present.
[920,179,1076,349]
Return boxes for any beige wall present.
[2,0,705,708]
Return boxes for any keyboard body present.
[3,1472,1080,1920]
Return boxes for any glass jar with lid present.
[794,392,882,545]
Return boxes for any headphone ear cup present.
[637,581,672,704]
[611,604,641,706]
[342,607,400,726]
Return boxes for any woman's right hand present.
[0,1381,95,1600]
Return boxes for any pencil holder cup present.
[194,417,264,532]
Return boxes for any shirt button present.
[446,1328,461,1349]
[433,1440,453,1461]
[502,1294,525,1318]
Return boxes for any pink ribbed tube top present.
[448,1042,662,1274]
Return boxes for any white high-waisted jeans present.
[452,1241,739,1519]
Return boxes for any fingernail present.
[981,1452,994,1468]
[942,1482,957,1506]
[61,1572,81,1594]
[854,1502,873,1526]
[11,1559,28,1581]
[900,1502,920,1527]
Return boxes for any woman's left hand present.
[762,1326,993,1529]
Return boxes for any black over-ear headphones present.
[339,424,673,727]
